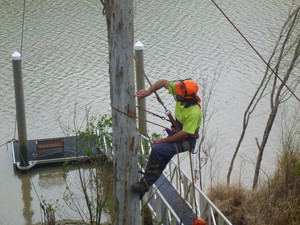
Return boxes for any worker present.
[132,78,202,199]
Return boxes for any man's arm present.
[135,79,169,99]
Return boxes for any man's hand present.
[134,89,152,99]
[153,131,190,144]
[153,138,166,144]
[134,79,169,99]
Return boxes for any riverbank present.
[208,151,300,225]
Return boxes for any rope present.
[111,104,168,129]
[174,143,183,224]
[210,0,300,103]
[189,151,199,218]
[20,0,26,55]
[136,105,170,122]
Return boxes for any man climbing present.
[132,78,202,199]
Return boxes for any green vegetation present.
[43,114,114,225]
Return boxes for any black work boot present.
[132,178,149,200]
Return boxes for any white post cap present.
[134,41,144,50]
[12,51,21,60]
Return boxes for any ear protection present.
[174,79,198,99]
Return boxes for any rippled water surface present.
[0,0,299,224]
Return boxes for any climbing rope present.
[136,105,170,122]
[174,143,183,224]
[210,0,300,103]
[20,0,26,55]
[189,151,199,218]
[111,104,168,130]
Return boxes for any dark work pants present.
[144,137,196,186]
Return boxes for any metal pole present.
[134,41,148,136]
[12,51,29,167]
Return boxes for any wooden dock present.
[154,174,196,224]
[9,136,99,170]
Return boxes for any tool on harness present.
[165,110,180,130]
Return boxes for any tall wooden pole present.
[134,41,149,155]
[105,0,141,224]
[134,41,148,136]
[12,51,29,167]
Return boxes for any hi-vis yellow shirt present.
[168,82,202,134]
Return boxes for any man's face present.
[174,94,186,102]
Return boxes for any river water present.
[0,0,299,224]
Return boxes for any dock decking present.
[10,136,98,170]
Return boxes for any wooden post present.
[134,41,147,136]
[12,51,29,167]
[105,1,141,224]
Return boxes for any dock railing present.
[137,134,233,225]
[165,161,233,225]
[144,185,182,225]
[100,133,232,225]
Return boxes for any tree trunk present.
[253,106,278,189]
[105,0,141,224]
[252,12,300,188]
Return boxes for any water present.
[0,0,299,224]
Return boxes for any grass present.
[208,151,300,225]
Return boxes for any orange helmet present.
[193,218,207,225]
[175,80,199,99]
